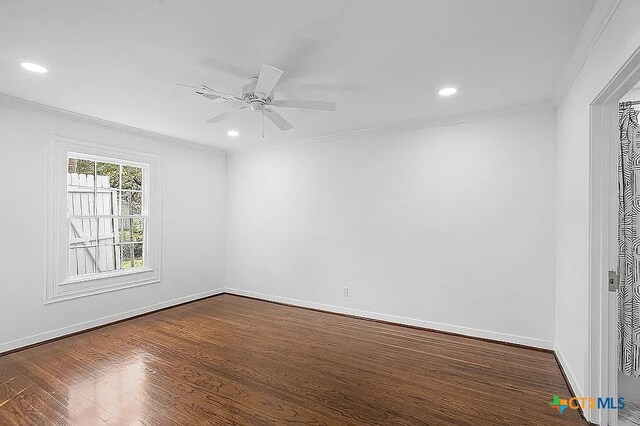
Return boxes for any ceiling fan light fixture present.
[227,130,240,137]
[20,61,48,74]
[439,87,457,97]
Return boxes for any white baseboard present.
[224,288,555,350]
[2,286,555,354]
[554,343,584,397]
[0,288,225,354]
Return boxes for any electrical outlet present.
[342,287,349,297]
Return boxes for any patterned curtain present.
[618,102,640,377]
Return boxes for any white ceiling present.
[0,0,594,151]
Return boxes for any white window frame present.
[46,135,162,303]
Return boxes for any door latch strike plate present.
[608,270,619,292]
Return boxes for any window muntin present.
[67,156,146,278]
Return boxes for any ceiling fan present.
[178,64,336,134]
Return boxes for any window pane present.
[96,215,117,246]
[68,158,96,188]
[118,218,130,243]
[120,191,142,215]
[122,165,142,191]
[69,246,97,277]
[118,244,143,270]
[119,244,132,269]
[118,218,144,242]
[66,155,148,280]
[68,158,95,176]
[97,162,120,189]
[69,217,98,247]
[68,158,97,219]
[97,244,118,272]
[97,218,117,245]
[132,243,144,268]
[132,218,144,242]
[118,218,135,242]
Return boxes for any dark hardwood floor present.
[0,294,585,425]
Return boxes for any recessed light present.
[20,62,48,74]
[439,87,457,96]
[227,130,239,137]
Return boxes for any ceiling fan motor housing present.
[242,79,273,111]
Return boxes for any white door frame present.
[589,43,640,425]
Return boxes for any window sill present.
[61,267,154,286]
[46,267,160,304]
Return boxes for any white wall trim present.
[229,101,557,155]
[555,343,584,397]
[0,93,555,157]
[585,37,640,426]
[45,134,163,303]
[225,288,555,350]
[0,288,225,354]
[0,93,226,157]
[551,0,623,105]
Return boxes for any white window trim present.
[45,134,162,303]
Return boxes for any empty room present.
[2,0,640,424]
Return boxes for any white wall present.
[0,102,227,352]
[226,110,557,348]
[555,0,640,398]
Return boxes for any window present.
[46,135,161,303]
[67,157,146,277]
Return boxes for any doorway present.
[590,44,640,426]
[616,90,640,426]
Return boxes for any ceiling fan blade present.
[254,65,284,98]
[200,85,236,97]
[205,106,248,124]
[176,83,241,102]
[200,93,222,101]
[272,100,336,111]
[175,82,203,90]
[263,108,293,131]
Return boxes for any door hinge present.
[608,270,619,292]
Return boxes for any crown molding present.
[0,92,555,158]
[229,100,557,155]
[0,93,226,157]
[551,0,622,106]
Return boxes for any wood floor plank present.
[0,294,587,425]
